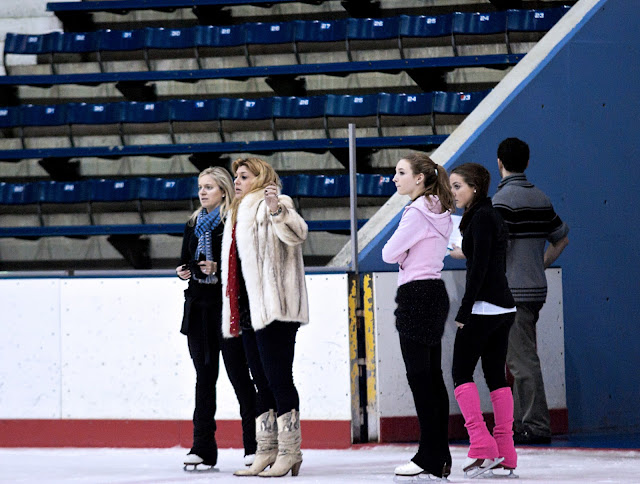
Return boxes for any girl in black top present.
[449,163,518,478]
[176,167,256,470]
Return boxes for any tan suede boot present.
[258,409,302,477]
[234,410,278,476]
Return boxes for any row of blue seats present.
[0,173,396,205]
[46,0,306,13]
[0,91,489,144]
[5,7,570,70]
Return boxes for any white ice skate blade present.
[183,464,219,472]
[394,474,448,482]
[464,457,505,478]
[482,467,519,479]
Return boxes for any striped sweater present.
[492,174,569,303]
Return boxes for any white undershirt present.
[471,301,517,315]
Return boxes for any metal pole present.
[348,123,358,276]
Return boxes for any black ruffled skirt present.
[394,279,450,346]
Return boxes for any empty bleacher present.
[0,0,575,270]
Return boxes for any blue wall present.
[359,0,640,434]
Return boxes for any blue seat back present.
[169,99,218,122]
[139,177,197,201]
[0,106,21,128]
[218,97,273,121]
[279,175,297,196]
[399,14,453,38]
[325,94,378,117]
[296,174,349,197]
[39,180,91,203]
[144,27,196,49]
[347,17,400,40]
[21,104,68,127]
[246,21,294,45]
[432,90,491,114]
[123,101,171,123]
[357,174,395,197]
[378,92,433,116]
[4,32,59,55]
[0,182,40,205]
[68,102,123,125]
[453,11,507,35]
[272,96,325,119]
[507,7,570,33]
[293,19,347,42]
[90,178,140,202]
[195,25,246,47]
[55,31,100,53]
[99,29,145,51]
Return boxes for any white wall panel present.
[373,269,566,422]
[0,279,61,418]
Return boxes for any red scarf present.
[226,223,240,337]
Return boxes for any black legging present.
[452,312,515,391]
[399,336,451,476]
[242,321,300,416]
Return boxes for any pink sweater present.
[382,196,453,286]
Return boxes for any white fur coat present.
[221,190,309,337]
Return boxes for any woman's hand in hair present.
[264,184,280,213]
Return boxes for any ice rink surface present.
[2,444,639,484]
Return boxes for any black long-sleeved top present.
[180,220,224,300]
[455,197,515,324]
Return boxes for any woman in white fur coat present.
[221,157,309,478]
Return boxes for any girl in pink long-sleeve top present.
[382,153,455,480]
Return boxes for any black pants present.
[242,321,300,416]
[399,336,451,477]
[187,299,257,461]
[452,312,515,391]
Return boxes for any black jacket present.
[456,197,515,324]
[179,220,224,334]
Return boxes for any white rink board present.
[372,269,566,421]
[0,274,351,421]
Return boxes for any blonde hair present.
[229,157,281,225]
[188,166,234,226]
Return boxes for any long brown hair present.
[450,163,491,231]
[188,166,234,226]
[229,157,281,225]
[401,152,455,213]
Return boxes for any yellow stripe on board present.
[348,274,361,442]
[363,274,377,416]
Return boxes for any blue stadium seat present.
[0,182,40,205]
[3,32,59,74]
[245,21,295,66]
[346,17,400,61]
[324,94,379,138]
[279,175,297,197]
[296,174,350,198]
[272,96,326,139]
[139,177,197,201]
[452,11,507,56]
[19,103,70,148]
[378,92,434,135]
[168,99,219,143]
[55,31,100,54]
[398,14,453,58]
[0,106,21,129]
[90,178,141,202]
[39,180,91,204]
[217,97,274,142]
[293,19,347,63]
[97,29,146,71]
[143,27,197,69]
[194,24,247,67]
[431,89,491,134]
[120,101,171,144]
[68,102,125,146]
[506,7,571,54]
[357,173,395,197]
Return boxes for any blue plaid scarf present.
[194,207,222,284]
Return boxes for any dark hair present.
[401,152,455,213]
[497,137,529,173]
[450,163,491,231]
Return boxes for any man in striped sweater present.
[492,137,569,445]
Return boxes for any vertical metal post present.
[348,123,358,276]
